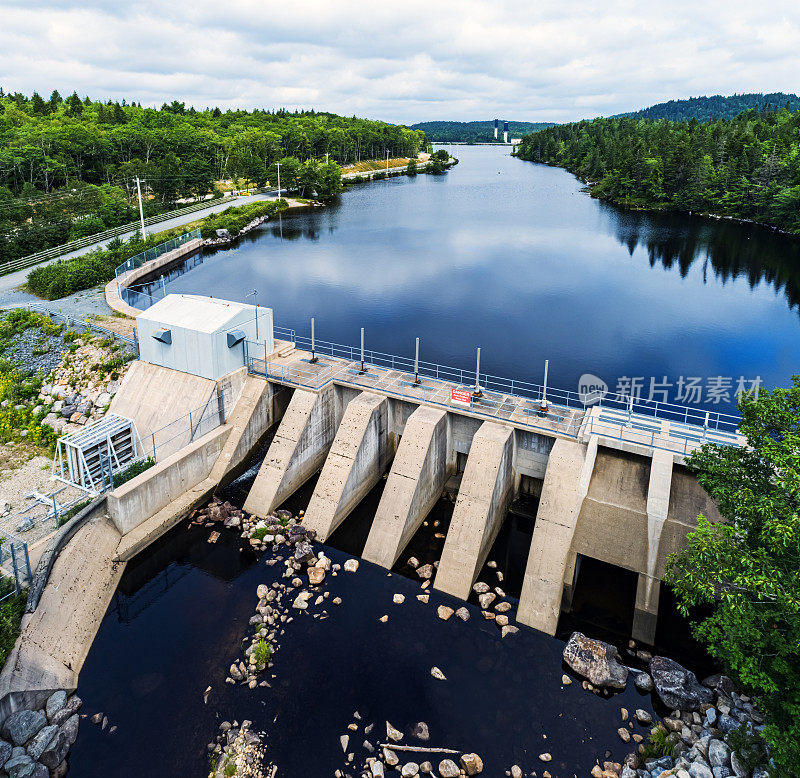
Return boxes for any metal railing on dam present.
[245,331,742,457]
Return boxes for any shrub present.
[0,577,27,668]
[112,457,155,488]
[253,639,272,667]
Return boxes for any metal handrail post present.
[10,545,20,595]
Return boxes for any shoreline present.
[515,157,800,238]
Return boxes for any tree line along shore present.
[515,105,800,234]
[0,89,429,265]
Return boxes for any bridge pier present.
[516,437,597,634]
[303,392,391,542]
[362,406,450,569]
[243,386,338,518]
[434,421,515,600]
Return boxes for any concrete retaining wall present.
[107,425,230,535]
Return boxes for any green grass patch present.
[58,498,91,527]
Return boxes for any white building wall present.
[136,295,274,380]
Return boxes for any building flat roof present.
[137,294,258,334]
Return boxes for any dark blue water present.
[164,145,800,412]
[70,513,660,778]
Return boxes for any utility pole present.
[276,162,281,200]
[386,150,389,175]
[310,317,317,363]
[247,289,259,340]
[136,177,146,237]
[473,347,482,398]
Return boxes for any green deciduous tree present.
[666,377,800,775]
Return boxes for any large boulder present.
[44,692,67,723]
[1,710,47,747]
[649,657,714,711]
[49,696,81,728]
[38,730,69,771]
[562,632,628,689]
[25,725,58,761]
[60,715,80,747]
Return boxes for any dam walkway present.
[246,331,742,459]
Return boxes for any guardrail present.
[0,196,232,277]
[248,329,742,452]
[142,381,239,463]
[115,228,201,282]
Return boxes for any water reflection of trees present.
[602,204,800,312]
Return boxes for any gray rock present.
[712,768,732,778]
[401,762,419,777]
[294,541,314,563]
[44,692,67,723]
[563,632,628,689]
[1,711,47,747]
[717,715,739,734]
[632,670,654,692]
[60,715,79,747]
[3,752,33,777]
[708,740,731,768]
[30,764,48,778]
[0,740,11,766]
[706,708,717,726]
[38,731,68,770]
[751,769,769,778]
[49,696,81,727]
[646,756,673,772]
[689,762,714,778]
[24,725,57,762]
[649,657,714,711]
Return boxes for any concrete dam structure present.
[8,290,737,719]
[235,329,734,644]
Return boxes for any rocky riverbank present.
[562,633,771,778]
[0,690,82,777]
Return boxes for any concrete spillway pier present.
[516,437,596,634]
[434,422,515,600]
[362,406,450,568]
[303,392,392,542]
[244,386,338,518]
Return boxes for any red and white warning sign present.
[451,388,472,409]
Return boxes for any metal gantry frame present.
[53,414,145,494]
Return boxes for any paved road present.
[0,162,434,295]
[0,191,279,294]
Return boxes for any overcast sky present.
[1,0,799,124]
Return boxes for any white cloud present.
[0,0,798,122]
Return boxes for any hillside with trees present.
[516,106,800,233]
[410,120,554,143]
[0,89,426,264]
[614,93,800,122]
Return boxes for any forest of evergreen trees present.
[0,89,426,263]
[516,107,800,233]
[614,92,800,122]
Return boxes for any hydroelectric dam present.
[1,276,741,715]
